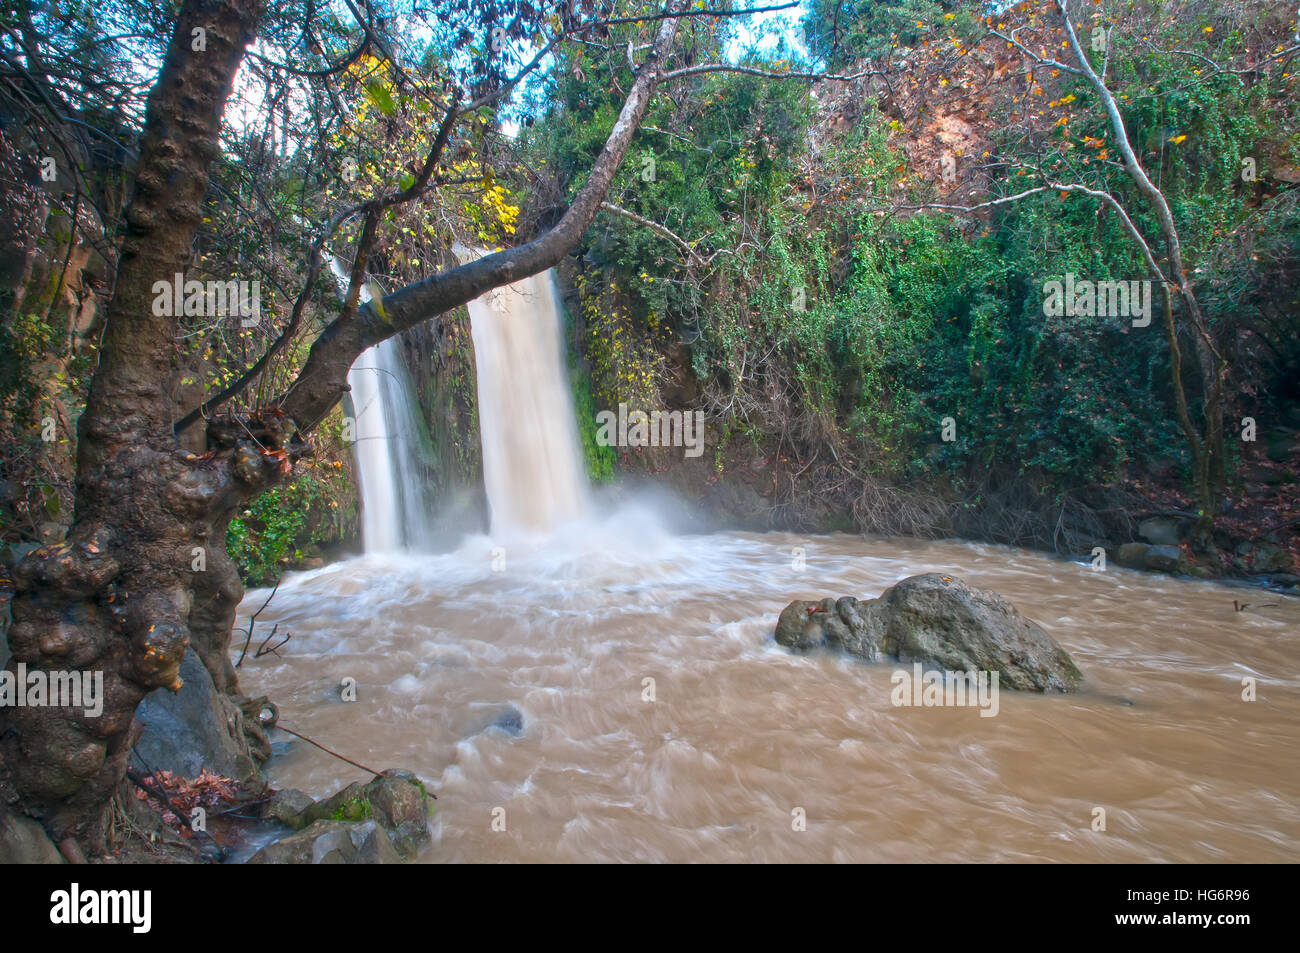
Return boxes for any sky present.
[207,2,819,147]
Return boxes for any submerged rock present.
[488,705,525,736]
[775,573,1084,692]
[460,702,525,738]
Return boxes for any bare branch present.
[661,62,885,83]
[600,201,706,265]
[280,3,689,431]
[988,27,1081,75]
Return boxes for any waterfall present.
[333,249,588,546]
[332,260,436,552]
[462,257,588,534]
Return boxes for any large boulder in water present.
[775,573,1083,692]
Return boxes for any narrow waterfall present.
[463,261,588,533]
[332,260,436,552]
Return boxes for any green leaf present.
[365,81,396,116]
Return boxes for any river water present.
[235,518,1300,863]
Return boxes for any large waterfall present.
[339,253,587,548]
[463,259,588,534]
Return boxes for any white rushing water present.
[339,250,587,548]
[346,338,436,552]
[461,252,588,534]
[333,260,436,552]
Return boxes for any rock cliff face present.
[776,573,1084,693]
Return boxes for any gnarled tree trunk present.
[0,0,269,850]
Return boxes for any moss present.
[570,359,615,483]
[561,292,616,483]
[329,802,368,822]
[227,467,356,586]
[328,794,372,822]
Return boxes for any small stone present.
[262,788,316,829]
[1138,517,1183,546]
[247,819,400,865]
[1143,545,1186,573]
[1116,542,1150,568]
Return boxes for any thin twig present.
[275,722,387,785]
[236,575,282,668]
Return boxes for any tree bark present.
[0,0,268,849]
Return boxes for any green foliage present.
[227,473,351,586]
[570,356,615,483]
[519,0,1299,511]
[804,0,959,66]
[0,310,60,429]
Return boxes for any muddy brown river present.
[236,521,1300,862]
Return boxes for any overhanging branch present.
[279,3,687,432]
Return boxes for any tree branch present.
[660,62,885,83]
[279,3,687,431]
[600,201,706,265]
